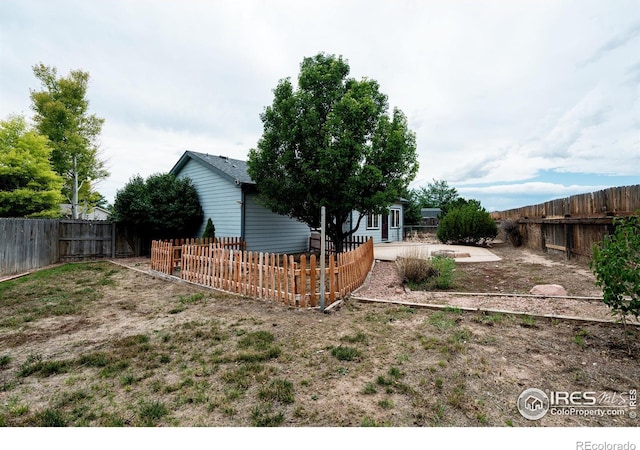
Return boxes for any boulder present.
[529,284,567,297]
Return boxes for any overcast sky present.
[1,0,638,212]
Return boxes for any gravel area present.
[354,256,639,325]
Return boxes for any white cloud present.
[1,0,638,210]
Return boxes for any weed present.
[331,346,361,362]
[361,416,384,427]
[235,346,281,363]
[388,366,402,379]
[451,327,472,344]
[505,419,514,426]
[33,408,67,427]
[221,363,270,389]
[138,400,168,426]
[19,355,70,378]
[250,404,285,427]
[361,382,377,395]
[520,315,537,328]
[77,352,111,368]
[238,330,274,349]
[447,383,466,408]
[476,412,489,425]
[434,378,443,389]
[222,406,237,418]
[179,293,205,304]
[0,355,11,368]
[258,378,294,405]
[479,335,498,346]
[573,329,589,348]
[120,373,138,386]
[428,311,456,330]
[378,398,394,409]
[473,312,505,326]
[233,330,281,362]
[340,332,368,345]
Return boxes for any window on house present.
[391,209,401,228]
[367,214,380,229]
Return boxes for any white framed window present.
[366,214,380,229]
[390,209,401,228]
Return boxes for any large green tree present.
[0,115,64,217]
[417,179,460,214]
[112,173,204,245]
[247,53,418,252]
[30,63,108,218]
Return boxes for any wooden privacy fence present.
[151,238,375,307]
[491,185,640,260]
[150,237,245,275]
[0,218,141,276]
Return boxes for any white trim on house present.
[390,209,401,228]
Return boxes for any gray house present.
[169,150,405,253]
[170,151,310,254]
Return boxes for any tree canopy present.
[416,179,460,214]
[0,115,63,217]
[112,173,204,243]
[30,63,108,216]
[247,53,418,251]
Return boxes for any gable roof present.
[170,150,254,186]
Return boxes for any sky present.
[1,0,639,212]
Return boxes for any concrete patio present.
[373,241,501,263]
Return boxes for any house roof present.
[170,150,254,186]
[421,208,441,218]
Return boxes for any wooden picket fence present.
[150,238,374,307]
[150,237,245,275]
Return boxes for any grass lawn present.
[0,261,638,427]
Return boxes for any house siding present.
[244,193,310,254]
[175,159,242,237]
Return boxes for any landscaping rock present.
[530,284,567,297]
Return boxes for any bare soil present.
[0,246,638,427]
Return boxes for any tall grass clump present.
[397,247,455,290]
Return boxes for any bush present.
[590,213,640,354]
[437,202,497,246]
[591,213,640,318]
[202,217,216,239]
[500,219,522,247]
[396,247,456,290]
